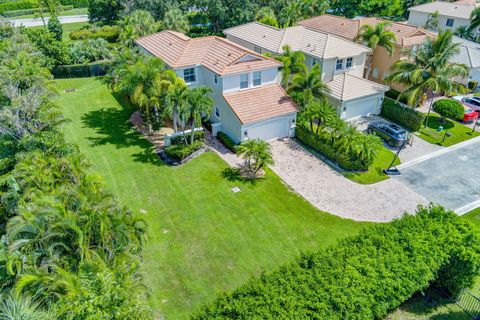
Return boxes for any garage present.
[243,115,295,141]
[345,94,383,119]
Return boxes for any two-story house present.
[297,15,432,92]
[224,22,389,119]
[408,0,480,36]
[135,31,298,143]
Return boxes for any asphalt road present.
[395,138,480,214]
[9,15,88,27]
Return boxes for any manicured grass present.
[416,113,479,147]
[30,21,89,41]
[54,77,369,319]
[343,146,400,184]
[12,7,87,19]
[462,207,480,231]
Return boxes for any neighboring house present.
[451,35,480,84]
[297,14,432,91]
[135,31,298,143]
[407,0,480,36]
[224,22,389,120]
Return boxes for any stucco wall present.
[408,10,478,33]
[222,68,278,93]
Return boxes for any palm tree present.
[0,292,54,320]
[236,139,274,177]
[162,7,190,33]
[165,77,188,133]
[186,87,214,144]
[468,7,480,33]
[356,22,396,79]
[287,64,329,108]
[277,45,308,88]
[424,10,439,31]
[300,99,337,133]
[119,10,161,47]
[354,134,382,169]
[455,25,473,40]
[385,30,469,127]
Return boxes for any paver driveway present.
[269,139,427,222]
[395,138,480,214]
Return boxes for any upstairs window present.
[253,71,261,86]
[183,68,196,83]
[346,57,353,69]
[446,18,454,27]
[240,74,249,89]
[335,59,344,71]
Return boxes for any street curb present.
[397,135,480,170]
[455,200,480,215]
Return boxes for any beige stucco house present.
[224,22,389,120]
[135,31,298,143]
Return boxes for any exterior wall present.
[367,45,407,91]
[408,10,479,34]
[241,113,297,141]
[344,94,384,119]
[222,68,278,93]
[321,54,366,82]
[407,11,430,27]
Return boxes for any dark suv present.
[367,121,407,147]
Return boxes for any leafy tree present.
[277,0,329,27]
[186,87,213,144]
[47,17,62,41]
[236,139,274,177]
[88,0,125,25]
[119,10,161,48]
[69,38,112,64]
[356,22,396,78]
[330,0,403,19]
[433,99,465,121]
[277,45,307,88]
[385,30,469,113]
[24,29,71,66]
[255,7,279,28]
[193,0,257,33]
[287,64,329,108]
[163,7,190,33]
[424,10,439,31]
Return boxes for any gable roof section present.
[327,73,389,102]
[135,31,281,76]
[224,22,370,59]
[223,84,298,124]
[407,1,479,19]
[297,14,432,47]
[451,36,480,68]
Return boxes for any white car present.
[453,96,480,111]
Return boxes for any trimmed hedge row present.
[2,5,73,17]
[194,206,480,319]
[165,141,203,161]
[59,0,88,7]
[0,0,38,14]
[52,60,111,78]
[295,124,365,171]
[70,26,120,43]
[217,132,238,153]
[170,131,205,145]
[381,98,425,131]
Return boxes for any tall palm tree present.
[277,45,308,88]
[354,134,382,168]
[356,22,397,79]
[455,25,474,40]
[119,10,161,47]
[186,87,214,144]
[165,78,188,133]
[384,30,469,127]
[468,7,480,33]
[424,10,439,31]
[287,64,329,108]
[235,139,274,177]
[300,99,337,133]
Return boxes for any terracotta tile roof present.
[135,31,281,76]
[327,73,389,101]
[297,14,431,46]
[224,22,370,59]
[223,84,298,124]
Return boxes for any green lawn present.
[416,113,479,147]
[54,77,369,319]
[30,21,89,41]
[462,207,480,231]
[343,146,400,184]
[12,7,87,19]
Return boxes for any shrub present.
[59,0,88,7]
[385,89,409,104]
[0,0,38,14]
[47,16,62,41]
[381,98,426,131]
[25,29,71,66]
[52,60,111,78]
[194,206,480,319]
[69,38,111,64]
[69,25,120,43]
[2,5,73,17]
[433,99,465,121]
[468,80,478,92]
[217,132,238,153]
[165,141,203,161]
[170,131,205,145]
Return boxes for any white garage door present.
[246,117,290,141]
[345,95,382,119]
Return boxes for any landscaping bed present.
[343,147,400,184]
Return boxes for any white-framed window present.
[215,107,220,118]
[335,59,344,71]
[446,18,454,27]
[240,74,249,89]
[214,75,218,84]
[183,68,196,83]
[253,71,261,86]
[253,46,262,54]
[346,57,353,69]
[372,68,379,79]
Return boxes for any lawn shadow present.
[221,167,263,185]
[81,91,164,166]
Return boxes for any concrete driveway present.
[9,15,88,27]
[269,139,427,222]
[395,138,480,214]
[349,116,443,163]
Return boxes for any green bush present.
[385,89,409,104]
[69,38,112,64]
[165,141,203,161]
[0,0,38,14]
[381,98,425,131]
[433,99,465,121]
[52,60,111,78]
[69,25,120,43]
[170,131,205,145]
[2,5,73,17]
[59,0,88,7]
[217,132,238,153]
[468,80,478,92]
[194,206,480,319]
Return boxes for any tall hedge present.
[194,206,480,319]
[52,60,111,78]
[381,98,425,131]
[0,0,38,14]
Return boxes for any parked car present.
[463,107,478,122]
[452,96,480,122]
[367,122,407,147]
